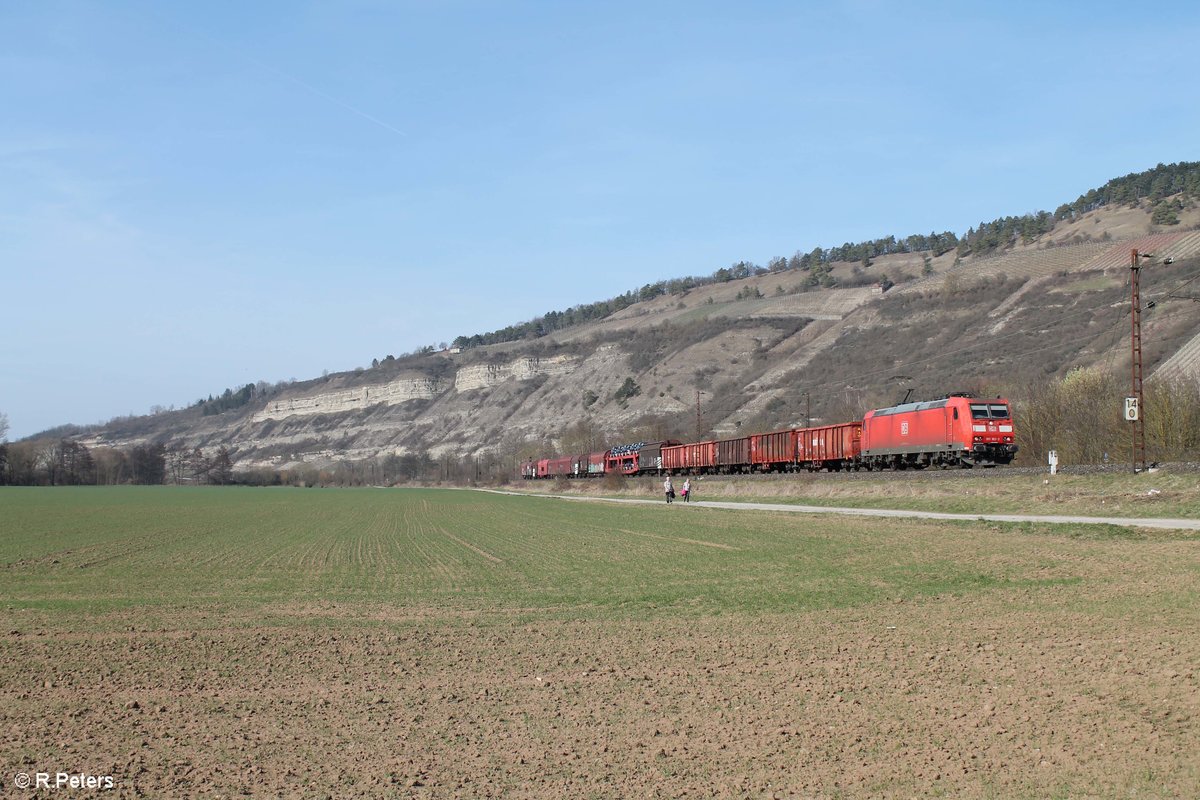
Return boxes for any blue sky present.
[2,0,1198,439]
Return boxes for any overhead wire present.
[1164,272,1200,302]
[789,264,1200,401]
[798,289,1124,394]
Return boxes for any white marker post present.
[1048,450,1058,476]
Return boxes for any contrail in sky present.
[132,5,408,139]
[249,58,408,138]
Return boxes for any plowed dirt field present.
[2,487,1197,798]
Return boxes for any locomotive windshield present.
[970,403,1010,419]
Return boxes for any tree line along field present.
[2,486,1198,797]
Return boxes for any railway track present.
[658,461,1200,483]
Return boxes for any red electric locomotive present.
[861,393,1017,469]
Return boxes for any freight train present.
[522,393,1017,478]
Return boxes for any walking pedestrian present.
[682,478,692,502]
[664,475,674,504]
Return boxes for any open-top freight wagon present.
[793,422,863,470]
[660,421,863,475]
[661,441,716,473]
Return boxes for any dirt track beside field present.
[500,487,1200,531]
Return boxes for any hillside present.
[56,191,1200,475]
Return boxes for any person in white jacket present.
[663,476,674,504]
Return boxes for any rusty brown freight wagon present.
[662,441,716,473]
[796,422,862,470]
[714,436,751,472]
[750,429,797,471]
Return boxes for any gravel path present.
[489,489,1200,531]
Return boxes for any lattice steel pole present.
[1130,249,1147,473]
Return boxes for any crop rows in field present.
[0,486,1084,625]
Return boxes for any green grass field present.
[1,485,1188,629]
[0,486,1019,622]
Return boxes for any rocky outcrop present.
[250,355,580,423]
[252,377,446,422]
[453,355,578,391]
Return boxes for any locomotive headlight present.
[974,435,982,442]
[1004,436,1013,443]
